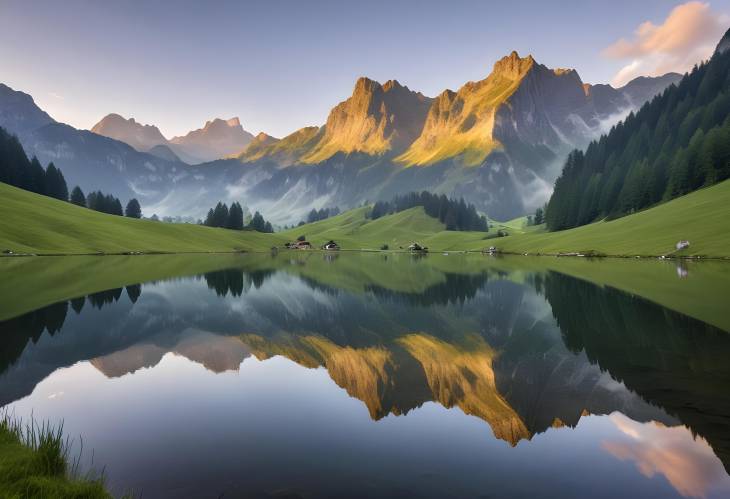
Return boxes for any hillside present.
[280,205,489,251]
[282,179,730,257]
[0,182,281,255]
[546,35,730,230]
[492,179,730,257]
[3,175,729,258]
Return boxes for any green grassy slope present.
[487,180,730,257]
[2,177,729,258]
[284,180,730,257]
[281,206,489,250]
[0,182,283,255]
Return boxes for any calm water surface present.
[1,253,729,498]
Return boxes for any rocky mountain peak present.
[492,51,536,79]
[170,117,254,163]
[201,117,243,132]
[298,76,433,163]
[254,131,277,142]
[91,113,167,152]
[382,79,403,92]
[0,83,55,135]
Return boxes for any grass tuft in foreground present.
[0,413,113,498]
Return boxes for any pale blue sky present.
[1,0,728,137]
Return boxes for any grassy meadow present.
[0,415,112,498]
[0,182,283,255]
[284,179,730,257]
[1,178,729,259]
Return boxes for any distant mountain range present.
[0,50,682,222]
[91,113,254,164]
[218,53,680,221]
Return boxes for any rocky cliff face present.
[398,52,540,167]
[220,52,680,222]
[91,113,168,152]
[237,128,321,166]
[297,78,433,163]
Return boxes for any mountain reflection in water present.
[1,253,729,499]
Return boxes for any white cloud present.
[604,2,728,86]
[602,414,730,498]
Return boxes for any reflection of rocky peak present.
[91,329,250,377]
[173,329,251,373]
[91,343,166,378]
[241,332,531,445]
[399,333,530,444]
[242,332,432,419]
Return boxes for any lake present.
[1,253,729,498]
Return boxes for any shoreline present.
[2,248,729,261]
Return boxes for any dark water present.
[1,253,729,498]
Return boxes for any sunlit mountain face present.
[0,57,680,224]
[1,253,729,498]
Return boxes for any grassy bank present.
[280,205,491,251]
[2,178,729,258]
[0,182,282,255]
[282,179,730,258]
[0,416,111,498]
[486,179,730,258]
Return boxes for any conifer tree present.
[125,198,142,218]
[70,186,86,207]
[44,163,69,201]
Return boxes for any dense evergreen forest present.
[547,36,730,231]
[203,201,274,233]
[369,191,488,232]
[0,126,69,201]
[304,207,340,225]
[0,126,142,218]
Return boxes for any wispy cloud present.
[48,92,64,100]
[602,414,730,498]
[604,2,728,86]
